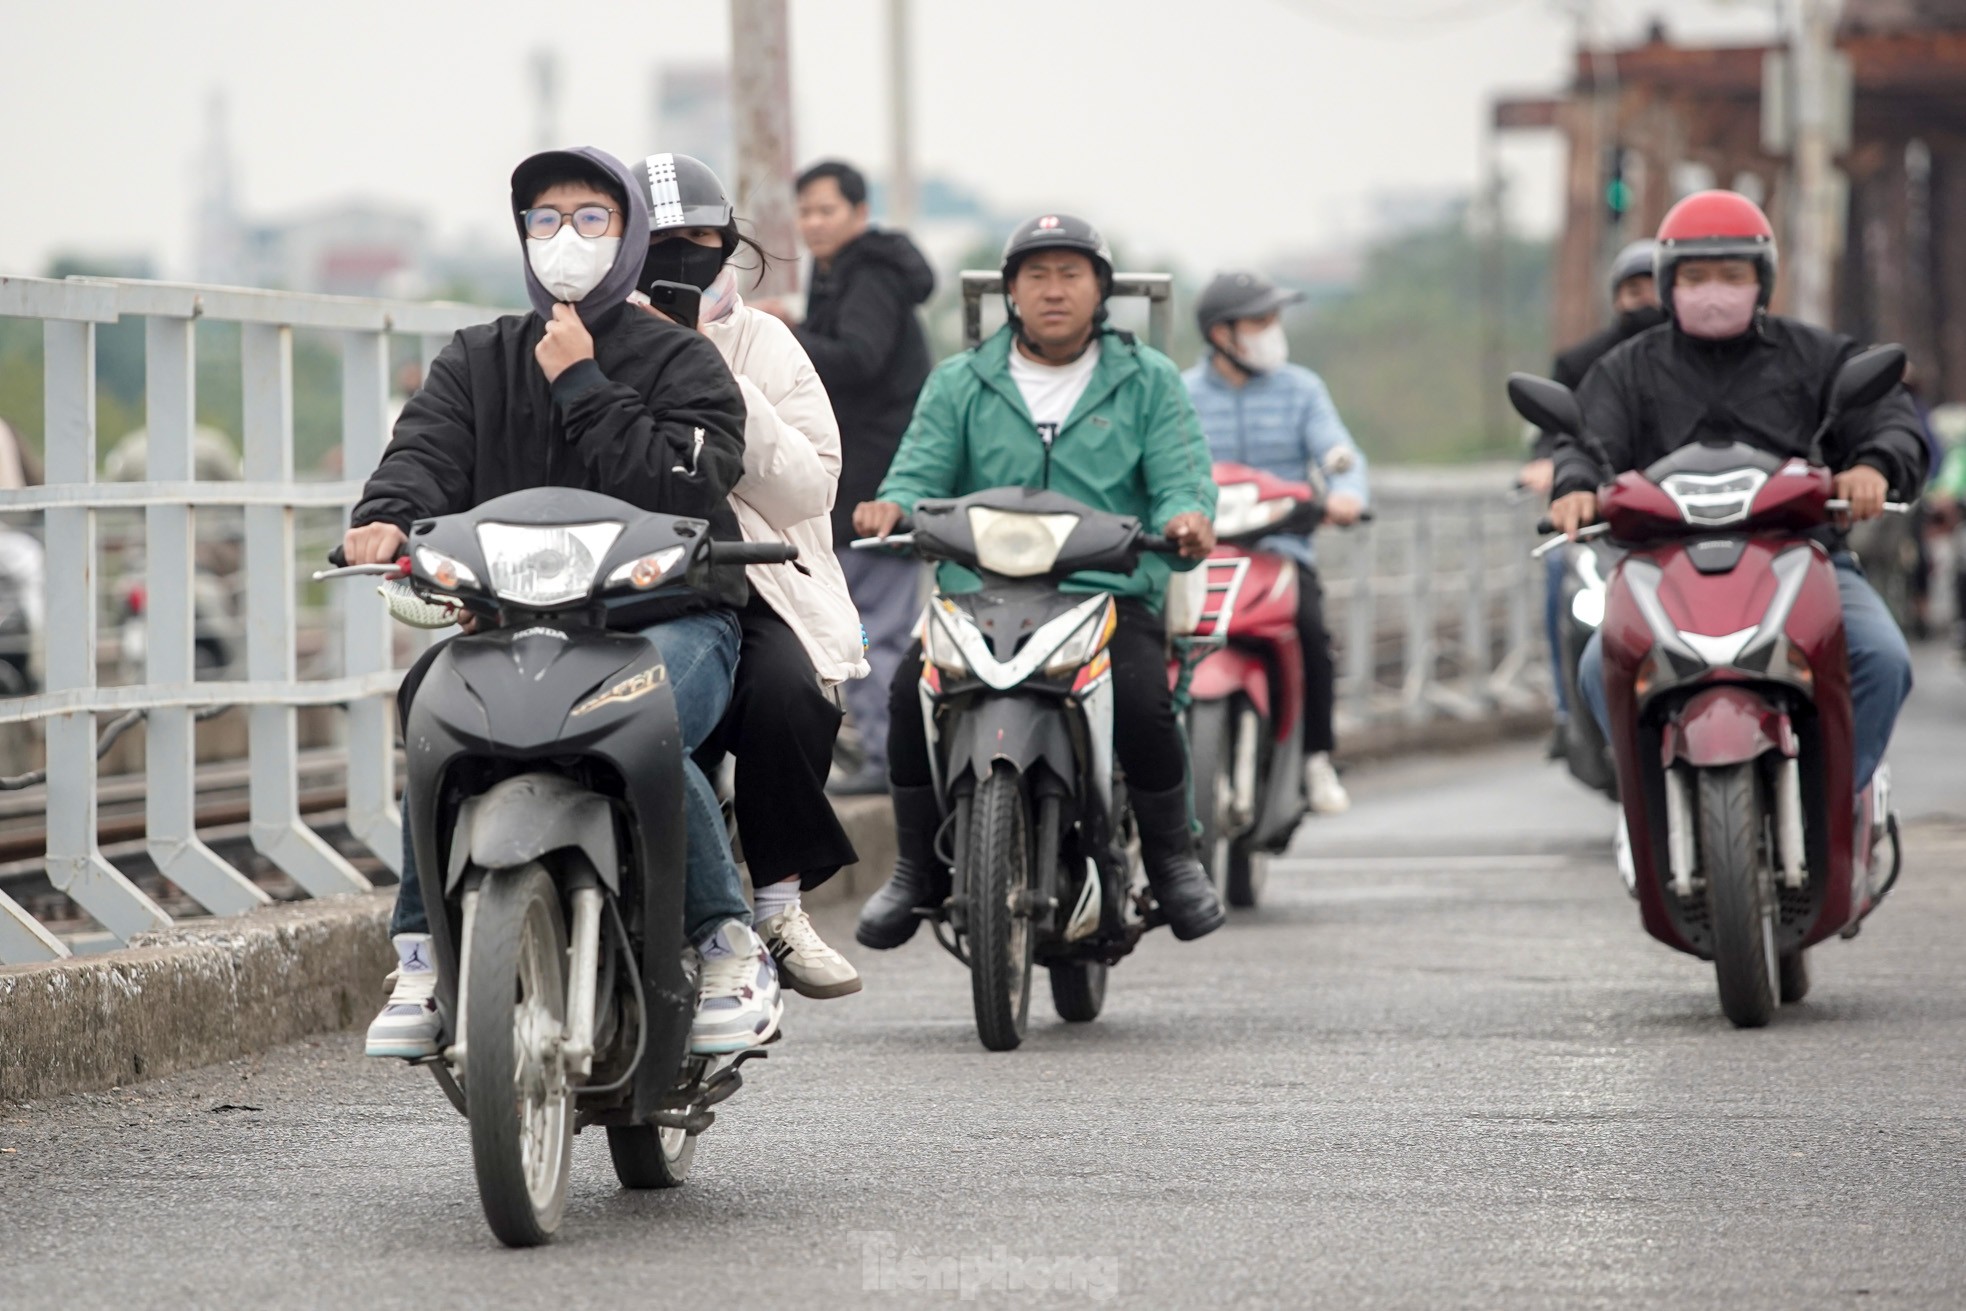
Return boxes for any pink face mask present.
[1673,280,1760,340]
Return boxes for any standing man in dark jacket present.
[1550,191,1924,795]
[350,147,783,1062]
[761,159,935,794]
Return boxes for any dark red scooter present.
[1170,462,1352,908]
[1509,346,1908,1027]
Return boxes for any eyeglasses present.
[520,205,618,240]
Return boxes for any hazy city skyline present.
[4,0,1779,287]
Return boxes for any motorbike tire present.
[967,764,1035,1052]
[1698,764,1779,1029]
[1186,699,1236,900]
[464,863,574,1247]
[1048,961,1108,1023]
[1778,950,1811,1005]
[607,1124,697,1189]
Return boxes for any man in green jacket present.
[851,213,1226,946]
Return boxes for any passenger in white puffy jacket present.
[631,153,868,999]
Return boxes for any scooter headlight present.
[1214,483,1295,538]
[923,604,972,676]
[967,508,1079,577]
[1043,604,1117,677]
[475,521,623,607]
[1570,587,1605,629]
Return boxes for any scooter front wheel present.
[607,1123,697,1189]
[1048,961,1107,1022]
[967,765,1035,1051]
[464,863,574,1246]
[1698,764,1779,1028]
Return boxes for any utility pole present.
[1788,0,1839,326]
[887,0,917,229]
[530,49,560,153]
[729,0,799,296]
[1479,122,1508,449]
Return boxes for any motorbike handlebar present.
[849,533,917,552]
[313,557,407,582]
[1826,499,1911,515]
[706,540,800,567]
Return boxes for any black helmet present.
[1608,239,1658,297]
[1000,213,1114,291]
[640,152,734,238]
[1195,270,1304,338]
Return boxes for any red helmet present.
[1655,190,1778,313]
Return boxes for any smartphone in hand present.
[638,279,702,330]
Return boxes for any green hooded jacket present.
[875,326,1218,611]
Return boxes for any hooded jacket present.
[1553,315,1930,508]
[792,228,936,543]
[352,147,749,623]
[702,293,869,685]
[876,325,1217,612]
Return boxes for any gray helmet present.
[640,153,733,233]
[1609,239,1658,297]
[1196,270,1304,337]
[1000,213,1113,290]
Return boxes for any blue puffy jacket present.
[1182,356,1369,566]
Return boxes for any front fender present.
[1189,647,1270,717]
[1662,686,1793,769]
[449,771,620,893]
[945,695,1077,793]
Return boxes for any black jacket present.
[793,229,935,543]
[1529,308,1666,461]
[1554,315,1929,504]
[352,306,750,622]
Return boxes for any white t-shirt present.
[1007,342,1100,447]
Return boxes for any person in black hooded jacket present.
[756,159,935,794]
[351,147,785,1063]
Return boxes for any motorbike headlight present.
[923,604,972,676]
[475,521,623,607]
[1660,469,1769,527]
[605,545,687,591]
[1570,587,1605,629]
[414,545,479,592]
[1043,605,1116,677]
[967,508,1079,577]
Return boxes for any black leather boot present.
[1131,782,1226,941]
[855,785,948,949]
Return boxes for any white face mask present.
[527,227,621,303]
[1235,322,1289,374]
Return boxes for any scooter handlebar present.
[706,540,799,567]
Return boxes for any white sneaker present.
[759,906,863,999]
[366,933,441,1059]
[690,920,784,1055]
[1307,752,1351,815]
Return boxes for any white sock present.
[753,879,801,922]
[392,932,434,974]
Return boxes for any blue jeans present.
[1544,549,1569,719]
[390,609,750,944]
[1579,553,1912,791]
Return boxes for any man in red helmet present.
[1549,190,1926,793]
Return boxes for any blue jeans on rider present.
[1578,553,1912,792]
[1544,549,1569,720]
[388,609,751,945]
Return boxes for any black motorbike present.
[320,487,793,1247]
[855,487,1185,1052]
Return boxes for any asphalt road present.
[5,651,1965,1309]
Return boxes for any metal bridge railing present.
[0,275,506,964]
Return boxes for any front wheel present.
[607,1124,697,1189]
[966,765,1035,1051]
[1699,764,1778,1028]
[464,863,573,1246]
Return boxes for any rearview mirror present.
[1829,344,1907,416]
[1507,373,1584,438]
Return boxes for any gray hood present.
[509,146,649,325]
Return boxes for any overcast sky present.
[1,0,1781,281]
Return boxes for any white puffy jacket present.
[701,297,869,687]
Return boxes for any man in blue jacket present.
[1183,271,1370,813]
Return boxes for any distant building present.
[240,203,427,299]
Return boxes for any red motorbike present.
[1509,346,1908,1027]
[1169,462,1342,908]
